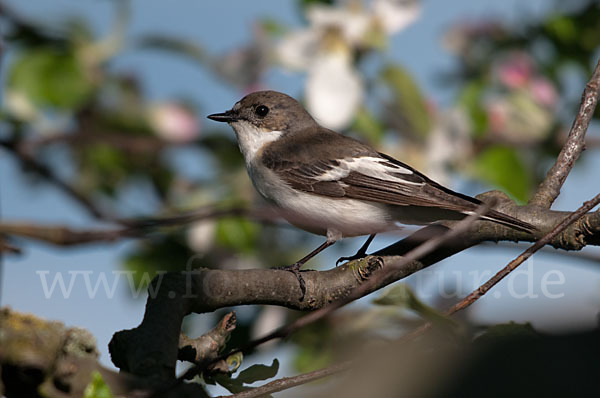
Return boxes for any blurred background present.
[1,0,600,394]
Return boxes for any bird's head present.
[208,90,316,134]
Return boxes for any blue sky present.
[2,0,599,382]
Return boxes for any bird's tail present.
[479,209,536,233]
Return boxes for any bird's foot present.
[272,263,306,301]
[336,234,376,266]
[336,252,367,266]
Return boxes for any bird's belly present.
[248,164,396,237]
[280,193,396,237]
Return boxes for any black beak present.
[207,110,237,123]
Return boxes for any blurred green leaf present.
[79,143,128,196]
[83,371,114,398]
[77,135,174,198]
[372,283,412,307]
[292,320,334,373]
[374,284,459,330]
[294,343,333,374]
[545,15,578,44]
[260,18,288,37]
[471,146,532,203]
[381,64,431,137]
[9,47,93,109]
[458,81,488,137]
[215,218,259,254]
[351,106,385,144]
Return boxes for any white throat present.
[230,120,283,165]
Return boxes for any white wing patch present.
[314,156,423,185]
[313,162,351,181]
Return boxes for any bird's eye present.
[255,105,269,117]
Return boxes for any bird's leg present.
[275,230,340,301]
[336,234,376,266]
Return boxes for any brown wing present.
[261,128,534,231]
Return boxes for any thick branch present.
[529,58,600,208]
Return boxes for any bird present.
[208,90,534,297]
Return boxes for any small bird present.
[208,91,534,295]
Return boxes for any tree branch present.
[0,139,116,221]
[108,203,490,382]
[529,58,600,208]
[0,206,281,247]
[178,312,237,368]
[107,188,600,383]
[401,192,600,342]
[448,192,600,314]
[226,203,493,359]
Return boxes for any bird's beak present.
[207,110,237,123]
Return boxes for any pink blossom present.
[148,103,200,143]
[497,54,533,89]
[529,77,558,107]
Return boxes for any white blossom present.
[4,89,39,122]
[372,0,421,35]
[276,0,420,129]
[186,221,216,253]
[426,107,472,185]
[276,29,320,71]
[306,51,363,130]
[307,4,371,45]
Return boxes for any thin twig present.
[218,361,352,398]
[22,131,178,154]
[0,139,116,221]
[530,58,600,208]
[448,193,600,313]
[484,241,600,265]
[0,206,282,246]
[0,223,128,246]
